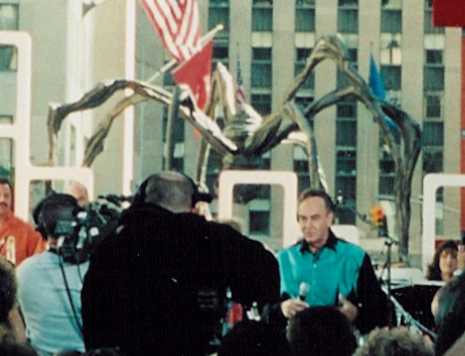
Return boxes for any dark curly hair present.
[0,256,16,323]
[426,240,458,281]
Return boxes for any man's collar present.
[299,229,337,254]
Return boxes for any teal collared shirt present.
[277,231,365,306]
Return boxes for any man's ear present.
[327,211,335,224]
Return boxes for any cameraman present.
[81,171,280,356]
[17,194,88,355]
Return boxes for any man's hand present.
[280,299,309,319]
[338,294,358,322]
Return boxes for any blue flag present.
[369,54,400,142]
[369,54,386,100]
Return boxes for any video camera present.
[34,193,126,264]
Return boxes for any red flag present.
[172,41,213,110]
[433,0,465,27]
[141,0,201,62]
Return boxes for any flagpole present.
[145,24,224,84]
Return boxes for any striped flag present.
[141,0,201,63]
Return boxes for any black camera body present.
[34,193,121,264]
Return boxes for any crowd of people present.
[0,173,464,355]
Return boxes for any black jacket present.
[81,203,280,355]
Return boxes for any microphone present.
[298,282,310,302]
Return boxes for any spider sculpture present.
[47,35,421,260]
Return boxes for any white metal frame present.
[0,31,93,220]
[218,170,300,247]
[422,173,465,270]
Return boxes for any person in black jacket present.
[81,171,280,356]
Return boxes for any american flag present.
[141,0,201,63]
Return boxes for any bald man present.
[66,181,89,207]
[82,171,280,356]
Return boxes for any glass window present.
[295,1,315,32]
[0,4,18,30]
[338,9,358,33]
[212,44,229,69]
[381,65,401,90]
[162,107,185,143]
[0,45,17,71]
[208,0,229,32]
[337,100,356,118]
[335,175,356,223]
[0,138,13,180]
[381,9,402,33]
[336,120,357,147]
[251,48,272,88]
[423,121,443,146]
[252,1,273,32]
[424,66,444,91]
[425,94,441,118]
[423,149,443,173]
[295,96,314,120]
[295,48,314,90]
[424,4,444,34]
[249,210,270,235]
[425,49,443,65]
[336,149,356,175]
[339,0,358,6]
[251,94,271,115]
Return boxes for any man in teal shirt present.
[277,189,387,333]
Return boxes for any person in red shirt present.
[0,178,44,266]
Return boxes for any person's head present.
[287,307,356,356]
[297,189,335,249]
[137,171,212,214]
[435,272,465,355]
[66,181,89,207]
[0,178,13,218]
[33,193,80,242]
[0,257,16,323]
[427,240,458,281]
[218,320,290,356]
[353,327,433,356]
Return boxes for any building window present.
[295,0,315,32]
[337,0,358,34]
[0,45,17,71]
[295,48,314,90]
[337,48,357,87]
[381,65,401,91]
[295,96,314,122]
[423,149,443,173]
[336,120,357,147]
[381,9,402,33]
[251,94,271,115]
[423,121,443,146]
[424,0,444,34]
[251,47,272,88]
[249,210,270,235]
[425,94,441,119]
[212,44,229,70]
[0,4,18,30]
[379,146,395,196]
[294,146,310,194]
[424,50,444,91]
[208,0,229,33]
[252,0,273,32]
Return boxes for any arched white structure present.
[422,173,465,270]
[218,170,300,247]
